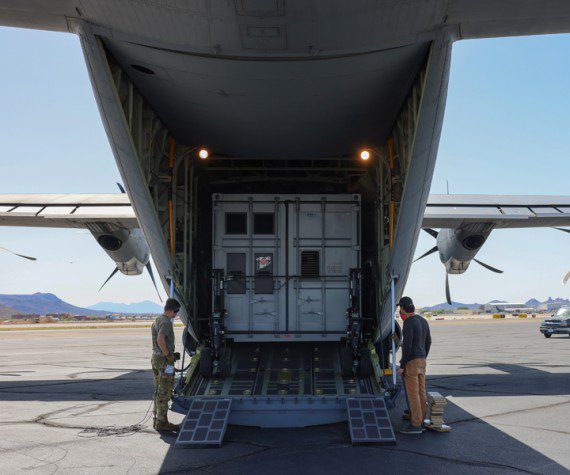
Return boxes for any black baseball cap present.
[398,296,414,311]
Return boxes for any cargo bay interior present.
[176,159,397,399]
[96,42,428,400]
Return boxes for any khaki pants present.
[151,354,174,422]
[403,358,427,428]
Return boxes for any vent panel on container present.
[301,251,320,278]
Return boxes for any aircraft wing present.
[0,194,138,229]
[423,194,570,229]
[2,193,570,231]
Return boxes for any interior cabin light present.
[198,148,209,159]
[359,149,371,161]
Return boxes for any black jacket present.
[399,314,431,368]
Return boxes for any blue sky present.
[0,27,569,307]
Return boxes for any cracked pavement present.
[0,320,568,474]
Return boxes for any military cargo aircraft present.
[2,0,570,444]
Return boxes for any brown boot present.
[155,418,180,432]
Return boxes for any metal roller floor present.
[189,343,375,398]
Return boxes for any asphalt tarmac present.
[0,319,568,474]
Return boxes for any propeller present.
[423,228,439,239]
[146,262,162,302]
[413,228,439,262]
[445,273,452,305]
[554,228,570,284]
[473,259,503,274]
[0,246,37,261]
[117,183,126,194]
[98,263,163,302]
[413,245,438,263]
[443,260,502,305]
[99,267,119,292]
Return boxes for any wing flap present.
[0,194,138,229]
[423,194,570,229]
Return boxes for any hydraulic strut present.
[341,268,371,377]
[199,269,231,377]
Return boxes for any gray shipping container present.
[212,194,361,342]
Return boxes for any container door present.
[287,196,360,339]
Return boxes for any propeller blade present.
[0,246,37,261]
[423,228,439,239]
[563,270,570,286]
[413,245,438,263]
[445,273,452,305]
[146,262,163,303]
[473,258,503,274]
[117,183,126,194]
[554,227,570,234]
[99,267,119,292]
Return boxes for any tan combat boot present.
[155,418,180,432]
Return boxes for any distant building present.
[47,313,73,319]
[483,303,534,313]
[11,314,40,320]
[11,314,41,320]
[539,301,567,313]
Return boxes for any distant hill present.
[0,293,106,316]
[541,297,570,305]
[87,300,162,314]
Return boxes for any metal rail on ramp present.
[175,398,232,447]
[346,397,396,445]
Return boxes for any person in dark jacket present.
[396,296,431,434]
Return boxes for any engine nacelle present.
[91,228,150,275]
[437,227,489,275]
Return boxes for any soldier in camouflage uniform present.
[151,298,181,431]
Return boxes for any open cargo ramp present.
[173,342,396,445]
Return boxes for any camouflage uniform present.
[151,314,176,422]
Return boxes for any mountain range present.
[0,293,162,318]
[423,297,570,311]
[87,300,163,314]
[0,293,107,317]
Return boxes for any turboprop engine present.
[436,227,492,274]
[415,225,503,304]
[89,226,160,298]
[93,228,149,276]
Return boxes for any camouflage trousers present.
[151,354,175,422]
